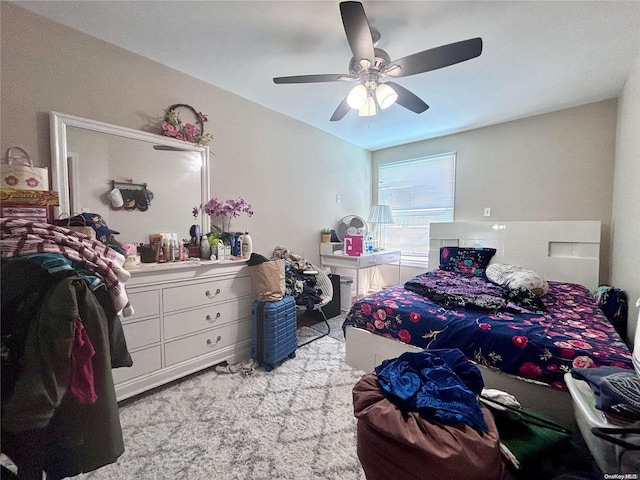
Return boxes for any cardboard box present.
[0,188,59,206]
[1,205,50,222]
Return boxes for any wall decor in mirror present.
[50,112,210,245]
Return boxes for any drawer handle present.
[205,288,221,299]
[205,312,221,324]
[206,336,222,348]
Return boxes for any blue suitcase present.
[251,295,297,371]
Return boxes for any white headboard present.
[428,221,601,291]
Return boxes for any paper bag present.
[52,216,97,239]
[249,258,286,302]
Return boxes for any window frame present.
[376,152,456,268]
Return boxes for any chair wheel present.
[289,352,296,359]
[265,365,273,372]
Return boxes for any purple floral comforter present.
[343,270,633,391]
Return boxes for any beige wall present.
[373,100,618,285]
[0,3,371,264]
[612,53,640,345]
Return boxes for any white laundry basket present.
[564,297,640,473]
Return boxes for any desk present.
[320,250,401,303]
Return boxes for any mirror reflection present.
[51,112,209,245]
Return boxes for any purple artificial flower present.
[201,197,253,219]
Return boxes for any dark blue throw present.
[375,349,487,432]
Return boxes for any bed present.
[343,221,634,427]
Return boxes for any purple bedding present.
[344,269,633,390]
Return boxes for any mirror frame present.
[50,111,211,235]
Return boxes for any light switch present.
[483,207,491,217]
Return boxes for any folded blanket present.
[1,218,131,315]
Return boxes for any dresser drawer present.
[163,298,252,340]
[122,317,160,350]
[375,251,400,265]
[357,255,377,268]
[127,289,160,320]
[164,319,251,367]
[112,345,161,385]
[163,276,252,313]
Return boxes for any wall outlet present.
[483,207,491,217]
[336,194,341,204]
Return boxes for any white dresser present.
[112,260,253,401]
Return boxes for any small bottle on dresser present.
[200,235,211,259]
[162,238,170,263]
[169,239,176,262]
[242,231,253,259]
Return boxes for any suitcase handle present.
[206,336,222,348]
[205,288,221,299]
[205,312,221,323]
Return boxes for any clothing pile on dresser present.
[1,218,133,479]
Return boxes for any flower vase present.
[222,216,232,235]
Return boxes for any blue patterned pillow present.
[439,247,497,276]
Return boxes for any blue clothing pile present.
[375,349,487,432]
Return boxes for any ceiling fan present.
[273,1,483,121]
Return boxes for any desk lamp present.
[367,205,394,251]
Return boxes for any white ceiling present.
[13,1,640,151]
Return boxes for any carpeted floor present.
[70,324,366,480]
[297,313,347,344]
[5,313,605,480]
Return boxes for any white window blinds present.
[377,153,456,266]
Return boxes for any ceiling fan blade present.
[330,96,351,122]
[386,37,483,78]
[340,1,375,66]
[273,74,355,84]
[384,82,429,113]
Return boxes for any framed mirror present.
[50,111,210,245]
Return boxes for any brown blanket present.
[353,373,512,480]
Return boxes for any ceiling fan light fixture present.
[273,2,482,122]
[358,94,377,116]
[347,84,367,109]
[376,83,398,109]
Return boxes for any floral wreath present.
[161,103,213,146]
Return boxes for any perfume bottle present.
[200,235,211,259]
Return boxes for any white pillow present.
[485,263,549,296]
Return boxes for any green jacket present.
[2,274,124,478]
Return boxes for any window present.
[377,153,456,267]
